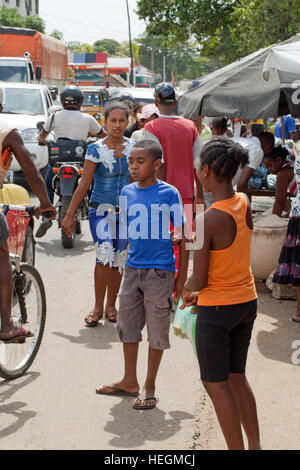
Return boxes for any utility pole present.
[163,55,166,82]
[126,0,134,86]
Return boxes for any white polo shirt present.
[44,110,102,140]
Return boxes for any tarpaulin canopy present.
[263,41,300,86]
[178,33,300,120]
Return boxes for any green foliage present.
[136,0,300,65]
[0,6,45,33]
[50,29,64,40]
[93,39,120,55]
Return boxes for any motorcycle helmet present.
[49,85,58,94]
[154,82,176,103]
[60,85,84,109]
[110,90,134,109]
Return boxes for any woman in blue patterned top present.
[62,102,135,325]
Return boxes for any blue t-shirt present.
[120,181,185,272]
[275,115,296,140]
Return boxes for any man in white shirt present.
[36,85,105,237]
[210,117,264,199]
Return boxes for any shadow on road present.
[0,372,40,441]
[35,237,94,258]
[256,289,300,365]
[52,322,119,351]
[105,400,194,448]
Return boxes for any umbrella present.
[263,41,300,86]
[178,34,300,120]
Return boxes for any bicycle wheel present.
[0,264,46,380]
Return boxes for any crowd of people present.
[1,81,300,451]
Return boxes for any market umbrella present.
[178,34,300,120]
[263,41,300,85]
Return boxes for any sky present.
[39,0,146,44]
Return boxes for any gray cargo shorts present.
[0,211,9,247]
[117,266,175,350]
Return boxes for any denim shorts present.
[0,211,9,246]
[117,266,175,350]
[196,299,257,383]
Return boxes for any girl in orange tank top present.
[181,137,261,450]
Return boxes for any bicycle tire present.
[0,264,46,380]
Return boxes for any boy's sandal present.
[133,395,159,410]
[85,312,103,327]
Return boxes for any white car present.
[0,82,54,178]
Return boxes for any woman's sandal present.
[85,311,103,327]
[105,308,118,323]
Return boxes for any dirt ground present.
[192,281,300,450]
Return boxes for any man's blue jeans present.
[45,165,54,204]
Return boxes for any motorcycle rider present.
[49,85,61,106]
[36,85,106,238]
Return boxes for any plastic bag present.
[173,297,198,356]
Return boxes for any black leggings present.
[196,299,257,383]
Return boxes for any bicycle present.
[0,204,46,380]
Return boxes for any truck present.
[0,26,68,89]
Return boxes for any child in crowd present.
[96,140,190,410]
[263,145,296,216]
[181,137,261,450]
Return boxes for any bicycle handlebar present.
[0,204,35,217]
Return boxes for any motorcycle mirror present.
[36,121,45,130]
[49,105,63,114]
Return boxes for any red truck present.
[0,26,68,89]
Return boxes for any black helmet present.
[60,85,84,109]
[110,90,134,103]
[154,82,176,103]
[49,85,58,94]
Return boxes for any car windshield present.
[0,60,28,83]
[83,92,100,106]
[2,88,44,115]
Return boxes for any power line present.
[40,10,143,37]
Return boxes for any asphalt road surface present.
[1,195,300,450]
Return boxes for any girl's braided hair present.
[200,137,249,181]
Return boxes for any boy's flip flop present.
[0,327,33,344]
[96,385,139,397]
[133,395,159,410]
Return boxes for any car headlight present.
[21,128,40,143]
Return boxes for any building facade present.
[2,0,39,16]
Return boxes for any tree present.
[0,6,25,28]
[136,0,300,65]
[23,15,45,33]
[50,29,64,40]
[0,6,45,33]
[93,39,120,55]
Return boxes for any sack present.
[48,139,87,166]
[173,297,198,356]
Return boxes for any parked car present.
[109,87,156,104]
[0,82,53,179]
[0,182,35,265]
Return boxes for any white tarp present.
[263,41,300,85]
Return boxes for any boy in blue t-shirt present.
[96,140,190,410]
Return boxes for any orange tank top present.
[198,192,257,306]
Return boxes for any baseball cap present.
[154,82,176,103]
[138,104,160,120]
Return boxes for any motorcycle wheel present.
[60,195,74,249]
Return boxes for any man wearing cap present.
[144,82,204,274]
[131,104,160,141]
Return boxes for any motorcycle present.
[48,138,89,248]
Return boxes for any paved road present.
[1,197,300,450]
[0,206,209,450]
